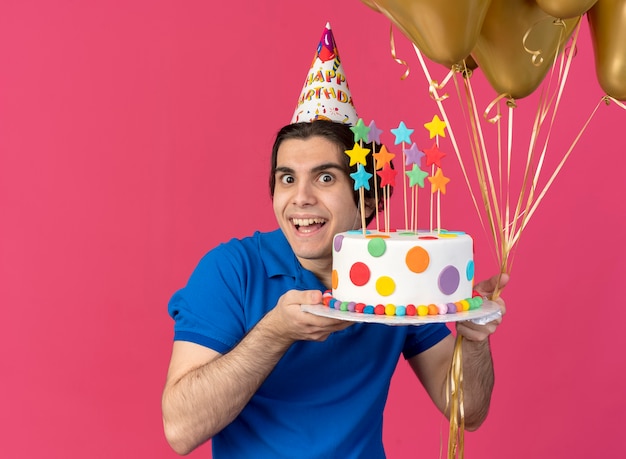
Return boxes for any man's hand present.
[265,290,353,345]
[456,273,509,342]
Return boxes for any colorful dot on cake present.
[366,233,390,239]
[466,260,475,281]
[367,237,387,257]
[438,265,460,295]
[349,262,370,286]
[468,298,481,310]
[321,294,482,317]
[331,270,339,290]
[405,246,430,273]
[375,276,396,296]
[333,234,344,252]
[347,229,370,235]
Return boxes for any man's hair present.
[269,120,391,227]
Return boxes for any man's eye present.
[319,173,333,183]
[280,175,295,184]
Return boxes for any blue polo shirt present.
[168,229,450,458]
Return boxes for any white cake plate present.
[301,301,502,326]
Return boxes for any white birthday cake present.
[324,229,482,316]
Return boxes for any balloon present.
[471,0,579,99]
[535,0,597,19]
[360,0,491,67]
[588,0,626,100]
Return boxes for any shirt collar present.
[259,229,298,278]
[259,229,325,290]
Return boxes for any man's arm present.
[161,289,352,455]
[407,273,508,430]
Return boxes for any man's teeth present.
[292,218,325,227]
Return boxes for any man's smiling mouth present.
[291,218,327,233]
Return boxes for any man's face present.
[273,136,362,273]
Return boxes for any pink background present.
[1,1,624,458]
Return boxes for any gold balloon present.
[360,0,491,67]
[471,0,579,99]
[535,0,597,19]
[588,0,626,100]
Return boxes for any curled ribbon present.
[430,69,456,103]
[483,94,515,124]
[523,18,567,67]
[389,25,409,80]
[429,78,451,103]
[453,61,474,79]
[605,95,626,110]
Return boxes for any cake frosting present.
[325,229,482,317]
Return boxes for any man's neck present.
[298,257,333,290]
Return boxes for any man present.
[162,119,507,457]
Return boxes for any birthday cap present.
[291,23,358,125]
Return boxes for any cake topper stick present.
[373,143,395,233]
[404,148,409,230]
[424,115,448,233]
[345,141,372,235]
[368,120,384,231]
[404,142,426,232]
[428,168,451,232]
[349,119,372,234]
[405,162,428,232]
[349,164,373,234]
[376,156,398,232]
[360,188,367,233]
[410,174,419,232]
[368,140,382,233]
[372,145,380,232]
[423,136,448,233]
[391,121,414,229]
